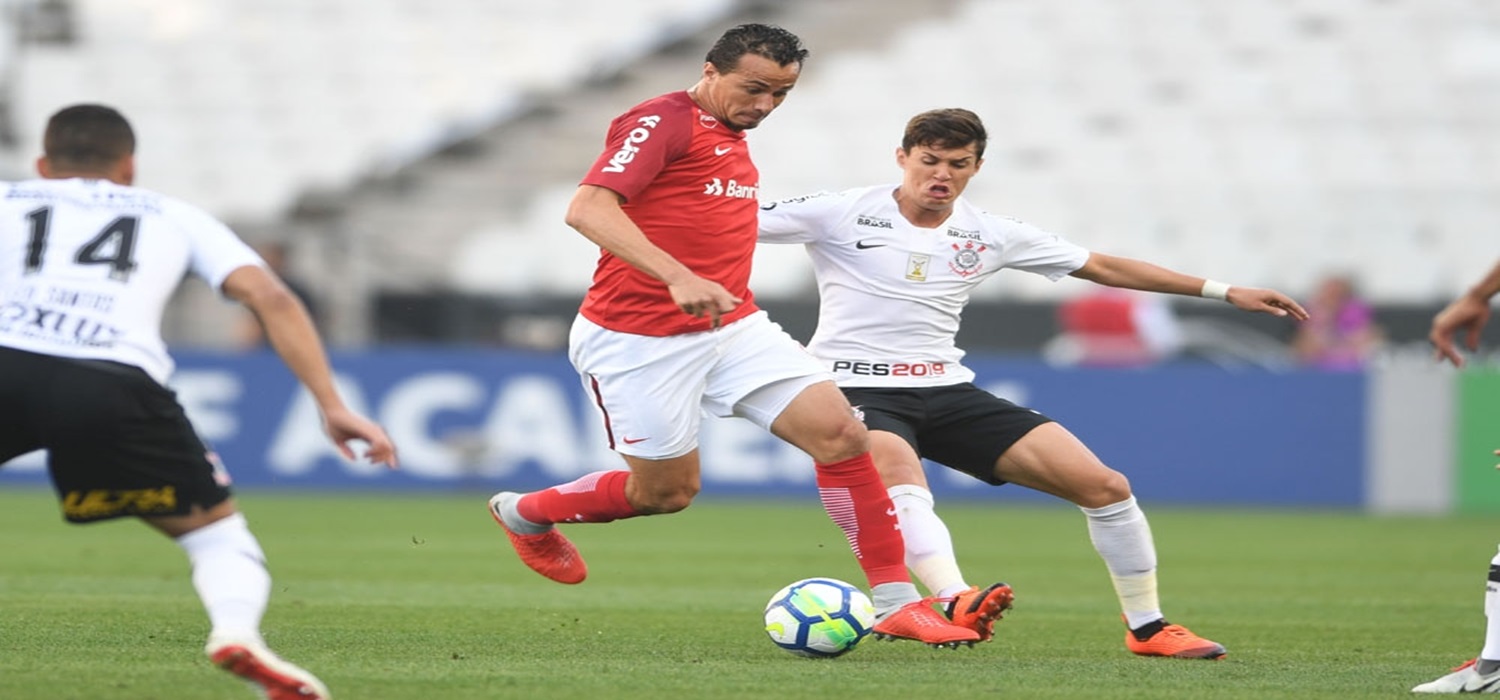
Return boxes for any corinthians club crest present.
[948,240,986,277]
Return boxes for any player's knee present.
[1077,468,1132,509]
[632,482,700,515]
[808,417,869,462]
[882,461,925,486]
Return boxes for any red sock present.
[516,470,638,525]
[815,452,908,587]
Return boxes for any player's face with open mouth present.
[896,143,982,213]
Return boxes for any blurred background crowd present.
[0,0,1495,368]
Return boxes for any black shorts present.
[842,382,1053,485]
[0,345,232,523]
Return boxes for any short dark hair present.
[43,104,135,170]
[902,108,987,160]
[705,23,808,73]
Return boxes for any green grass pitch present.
[1,488,1496,699]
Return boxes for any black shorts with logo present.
[0,345,232,523]
[841,382,1053,485]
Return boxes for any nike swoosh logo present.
[855,241,886,249]
[1470,676,1500,692]
[885,507,897,516]
[714,145,732,156]
[621,437,649,445]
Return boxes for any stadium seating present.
[5,0,1498,310]
[3,0,738,223]
[746,0,1500,303]
[451,0,1500,304]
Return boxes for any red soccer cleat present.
[944,583,1015,642]
[488,492,587,584]
[873,599,982,648]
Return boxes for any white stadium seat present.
[7,0,1497,305]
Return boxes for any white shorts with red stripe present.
[568,310,832,460]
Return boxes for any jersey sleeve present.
[990,215,1091,280]
[757,191,843,244]
[171,201,266,293]
[579,99,693,202]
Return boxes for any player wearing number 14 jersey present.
[0,104,397,699]
[758,108,1310,655]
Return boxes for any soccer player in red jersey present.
[486,24,980,647]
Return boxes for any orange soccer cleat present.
[488,492,587,584]
[873,599,982,648]
[944,583,1015,642]
[1124,617,1226,659]
[207,636,330,700]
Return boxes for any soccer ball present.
[763,577,875,658]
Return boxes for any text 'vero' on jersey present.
[0,178,263,384]
[578,91,762,336]
[758,185,1090,387]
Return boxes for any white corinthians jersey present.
[759,185,1089,387]
[0,178,263,384]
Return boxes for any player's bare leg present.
[996,423,1224,659]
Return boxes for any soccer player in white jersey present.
[1414,258,1500,693]
[758,108,1310,657]
[0,104,397,699]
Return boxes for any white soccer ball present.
[763,577,876,658]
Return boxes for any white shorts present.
[569,310,832,460]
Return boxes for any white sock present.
[1081,496,1162,630]
[176,513,270,643]
[870,581,921,618]
[1480,546,1500,662]
[888,485,968,598]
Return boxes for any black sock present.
[1130,618,1166,641]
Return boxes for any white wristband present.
[1200,280,1231,301]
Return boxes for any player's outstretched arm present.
[221,265,398,468]
[565,185,742,327]
[1069,252,1309,320]
[1221,285,1309,320]
[1430,259,1500,367]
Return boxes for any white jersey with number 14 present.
[758,185,1089,388]
[0,177,264,384]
